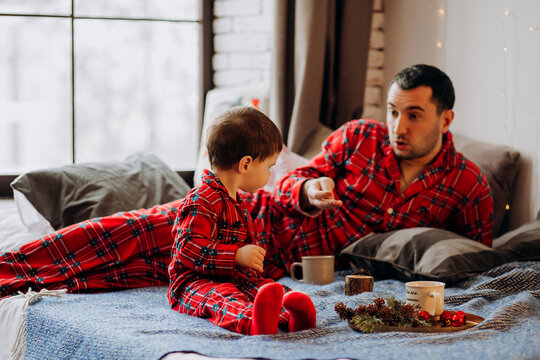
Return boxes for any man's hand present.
[235,245,266,273]
[300,177,343,212]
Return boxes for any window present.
[0,0,212,194]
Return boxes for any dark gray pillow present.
[10,153,190,230]
[453,134,521,237]
[339,223,540,284]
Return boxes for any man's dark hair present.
[206,106,283,170]
[390,64,455,113]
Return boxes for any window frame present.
[0,0,213,196]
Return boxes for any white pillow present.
[13,189,55,237]
[263,145,309,192]
[194,83,270,186]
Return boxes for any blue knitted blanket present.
[25,262,540,360]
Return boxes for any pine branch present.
[335,297,433,333]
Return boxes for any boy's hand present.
[235,245,266,273]
[300,177,343,211]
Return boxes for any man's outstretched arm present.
[272,121,365,216]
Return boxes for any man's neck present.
[399,160,427,184]
[398,141,444,193]
[399,157,432,174]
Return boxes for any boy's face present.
[241,152,280,193]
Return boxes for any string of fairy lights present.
[432,1,540,217]
[433,2,539,67]
[436,7,444,50]
[500,1,540,215]
[500,0,540,218]
[501,1,514,145]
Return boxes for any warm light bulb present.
[504,10,509,16]
[438,9,445,16]
[436,41,443,48]
[503,47,508,52]
[505,204,510,211]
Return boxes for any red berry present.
[451,313,466,327]
[418,311,430,320]
[454,310,466,317]
[440,310,452,323]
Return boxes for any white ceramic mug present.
[405,281,445,317]
[290,255,335,285]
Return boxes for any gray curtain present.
[270,0,374,154]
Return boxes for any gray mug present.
[290,255,335,285]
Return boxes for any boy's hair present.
[390,64,455,114]
[206,106,283,169]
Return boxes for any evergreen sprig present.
[335,296,433,333]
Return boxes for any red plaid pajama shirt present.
[167,170,289,334]
[243,119,494,279]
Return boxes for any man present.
[244,64,493,280]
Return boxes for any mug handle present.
[428,291,442,316]
[290,262,303,283]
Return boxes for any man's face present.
[386,84,453,162]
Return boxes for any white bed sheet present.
[0,292,26,360]
[0,199,34,360]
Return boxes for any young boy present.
[167,106,317,335]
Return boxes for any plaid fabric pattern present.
[174,279,289,335]
[243,119,494,280]
[0,201,182,299]
[0,119,494,300]
[168,170,289,334]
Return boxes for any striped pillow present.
[339,222,540,284]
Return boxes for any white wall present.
[385,0,540,227]
[384,0,446,88]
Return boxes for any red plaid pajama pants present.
[0,199,184,299]
[173,279,290,334]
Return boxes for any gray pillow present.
[339,222,540,284]
[453,134,521,237]
[10,153,190,230]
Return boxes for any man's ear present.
[441,109,454,133]
[237,155,253,174]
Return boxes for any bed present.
[1,192,539,359]
[1,135,539,360]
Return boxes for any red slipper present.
[249,283,284,335]
[283,291,317,332]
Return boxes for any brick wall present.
[213,0,385,120]
[213,0,274,87]
[363,0,385,121]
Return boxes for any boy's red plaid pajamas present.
[167,170,289,334]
